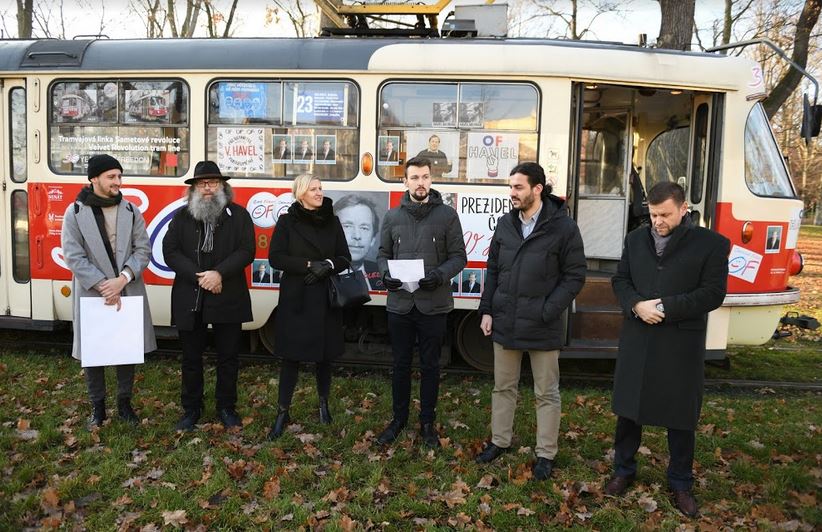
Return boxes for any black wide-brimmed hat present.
[184,160,229,185]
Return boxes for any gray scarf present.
[186,184,232,253]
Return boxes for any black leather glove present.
[418,270,443,291]
[382,274,403,291]
[308,260,333,280]
[304,272,319,285]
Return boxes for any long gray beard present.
[187,184,231,224]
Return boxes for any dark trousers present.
[84,365,135,403]
[277,359,332,408]
[178,314,242,412]
[613,415,695,491]
[387,308,447,425]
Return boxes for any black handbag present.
[328,268,371,308]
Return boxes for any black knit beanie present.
[87,154,123,180]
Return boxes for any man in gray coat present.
[605,182,729,517]
[61,154,156,428]
[475,162,586,480]
[376,156,467,448]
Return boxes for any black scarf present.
[290,197,335,227]
[76,186,122,274]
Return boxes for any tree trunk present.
[656,0,695,50]
[763,0,821,117]
[16,0,33,38]
[221,0,239,37]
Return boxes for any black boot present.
[87,399,106,429]
[267,407,290,440]
[319,397,332,425]
[117,398,139,425]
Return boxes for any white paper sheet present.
[80,296,145,367]
[387,259,425,293]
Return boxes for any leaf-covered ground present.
[1,351,820,531]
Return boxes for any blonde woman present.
[267,175,351,439]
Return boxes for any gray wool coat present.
[61,198,157,361]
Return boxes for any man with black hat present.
[163,160,255,431]
[61,154,157,429]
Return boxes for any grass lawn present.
[1,351,820,530]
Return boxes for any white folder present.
[80,296,145,367]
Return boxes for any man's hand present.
[480,314,493,336]
[418,270,443,291]
[104,294,122,311]
[197,270,223,294]
[633,298,664,324]
[98,276,128,299]
[382,275,403,291]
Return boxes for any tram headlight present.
[362,153,373,176]
[789,250,804,276]
[741,221,754,243]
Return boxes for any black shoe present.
[117,398,139,425]
[319,397,332,425]
[420,422,441,448]
[376,419,406,445]
[604,474,635,497]
[267,409,290,440]
[532,457,554,480]
[175,409,201,432]
[218,408,242,428]
[671,489,698,517]
[475,442,509,464]
[87,400,106,430]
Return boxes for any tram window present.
[10,88,26,183]
[690,103,709,204]
[11,191,29,283]
[207,80,359,181]
[578,111,628,196]
[744,103,796,198]
[377,82,539,184]
[645,127,690,190]
[48,80,190,177]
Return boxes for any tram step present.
[575,275,618,307]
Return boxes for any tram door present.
[0,79,31,318]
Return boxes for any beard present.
[513,190,537,211]
[187,183,232,223]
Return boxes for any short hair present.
[292,174,319,201]
[335,194,380,233]
[510,162,552,195]
[405,156,432,177]
[428,134,440,142]
[647,181,685,206]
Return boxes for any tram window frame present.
[376,81,540,185]
[47,78,191,178]
[9,87,27,183]
[744,103,797,198]
[689,103,709,205]
[11,190,30,283]
[206,78,361,182]
[644,126,690,190]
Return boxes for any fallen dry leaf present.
[162,509,188,528]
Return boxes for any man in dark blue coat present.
[605,182,729,518]
[475,162,586,481]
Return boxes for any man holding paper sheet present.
[376,156,467,448]
[62,154,156,429]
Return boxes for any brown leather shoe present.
[671,489,698,517]
[603,474,635,496]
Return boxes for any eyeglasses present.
[195,179,222,189]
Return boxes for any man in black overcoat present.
[605,182,729,517]
[163,161,255,431]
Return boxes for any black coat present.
[269,198,351,362]
[611,221,729,430]
[163,202,255,331]
[479,195,586,350]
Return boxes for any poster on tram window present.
[218,82,268,120]
[455,192,513,262]
[466,132,520,180]
[294,86,345,125]
[405,131,458,178]
[217,127,265,173]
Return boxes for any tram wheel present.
[259,309,277,354]
[455,311,494,373]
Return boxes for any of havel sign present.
[217,127,265,174]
